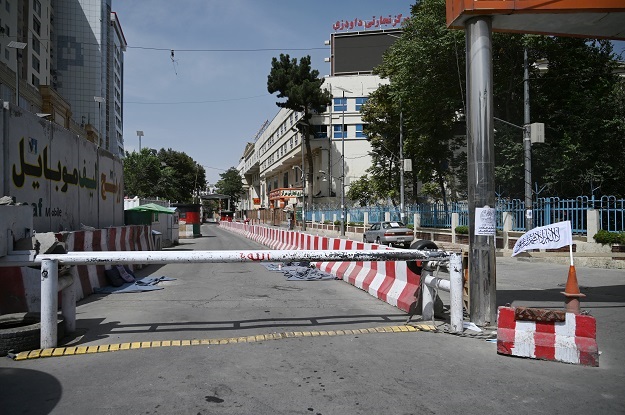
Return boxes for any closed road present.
[1,223,624,414]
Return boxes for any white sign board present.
[474,206,496,236]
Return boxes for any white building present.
[238,74,388,213]
[238,28,401,215]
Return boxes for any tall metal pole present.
[523,48,533,231]
[301,131,306,231]
[399,100,405,224]
[341,89,346,236]
[466,17,496,326]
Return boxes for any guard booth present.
[200,193,233,223]
[173,203,202,238]
[220,210,234,222]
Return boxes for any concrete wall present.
[1,103,124,232]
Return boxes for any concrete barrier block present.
[497,306,599,366]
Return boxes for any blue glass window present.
[356,124,366,138]
[333,97,347,112]
[333,124,347,139]
[355,97,368,111]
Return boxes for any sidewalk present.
[283,222,625,270]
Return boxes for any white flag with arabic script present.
[512,221,573,257]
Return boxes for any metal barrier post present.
[41,259,58,349]
[421,268,435,321]
[450,253,463,333]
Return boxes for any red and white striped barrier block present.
[497,306,599,366]
[0,225,152,314]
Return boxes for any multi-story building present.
[0,0,53,110]
[0,0,125,156]
[238,28,399,217]
[53,0,126,155]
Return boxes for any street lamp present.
[136,130,144,151]
[7,41,27,107]
[399,99,405,224]
[292,165,305,230]
[94,96,105,147]
[334,85,352,237]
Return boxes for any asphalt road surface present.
[1,223,624,415]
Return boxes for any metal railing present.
[307,195,625,235]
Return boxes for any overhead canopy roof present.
[126,203,176,214]
[446,0,625,40]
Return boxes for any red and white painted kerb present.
[497,306,599,366]
[219,221,422,313]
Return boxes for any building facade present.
[238,74,388,215]
[237,28,399,217]
[0,0,125,156]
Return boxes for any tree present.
[363,0,625,203]
[157,149,206,202]
[267,54,332,207]
[525,37,625,197]
[346,175,378,207]
[123,148,206,203]
[363,0,467,211]
[215,167,244,209]
[123,148,163,199]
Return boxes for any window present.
[33,0,41,15]
[333,97,347,112]
[31,74,39,86]
[6,1,10,13]
[313,125,328,138]
[33,16,41,36]
[356,124,366,138]
[333,124,347,139]
[31,37,40,54]
[355,97,368,111]
[32,56,40,72]
[283,172,289,188]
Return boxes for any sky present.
[113,0,414,185]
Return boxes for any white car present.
[363,221,414,248]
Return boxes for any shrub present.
[593,230,625,245]
[455,225,469,235]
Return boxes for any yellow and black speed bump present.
[12,324,428,361]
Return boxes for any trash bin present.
[151,230,163,251]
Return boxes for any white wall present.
[1,103,124,232]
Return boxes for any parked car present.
[363,221,414,248]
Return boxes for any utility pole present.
[399,99,405,224]
[523,48,533,231]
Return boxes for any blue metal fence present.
[307,195,625,235]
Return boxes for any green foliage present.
[358,0,625,200]
[593,230,625,245]
[363,0,467,208]
[455,225,469,235]
[123,148,205,203]
[346,175,380,206]
[215,167,244,207]
[123,148,164,199]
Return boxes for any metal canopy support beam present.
[465,17,497,326]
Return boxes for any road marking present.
[11,324,433,361]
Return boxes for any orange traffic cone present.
[561,265,585,314]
